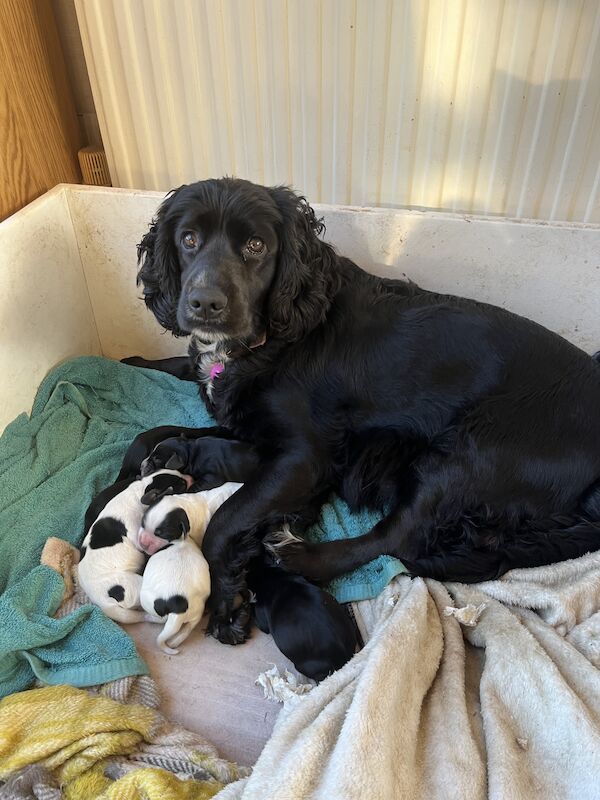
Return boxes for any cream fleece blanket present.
[217,551,600,800]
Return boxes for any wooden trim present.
[0,0,81,221]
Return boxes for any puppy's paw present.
[207,595,252,645]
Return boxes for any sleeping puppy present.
[140,534,209,654]
[247,555,358,681]
[116,424,229,481]
[137,482,243,651]
[139,435,261,491]
[78,469,192,623]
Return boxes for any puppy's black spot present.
[154,594,188,617]
[89,518,126,549]
[108,584,125,602]
[155,508,190,541]
[154,598,168,617]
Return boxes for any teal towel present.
[0,356,405,698]
[0,566,149,697]
[306,501,407,603]
[0,356,210,698]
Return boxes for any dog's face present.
[137,178,338,344]
[170,181,281,342]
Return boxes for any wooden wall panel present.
[0,0,81,221]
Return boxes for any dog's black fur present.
[132,177,600,644]
[247,558,358,681]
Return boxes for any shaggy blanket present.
[217,552,600,800]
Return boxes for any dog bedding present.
[225,559,600,799]
[2,357,600,797]
[0,355,404,698]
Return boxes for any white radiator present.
[75,0,600,223]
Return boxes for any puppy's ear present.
[136,186,187,336]
[267,186,341,342]
[165,453,185,470]
[141,485,174,506]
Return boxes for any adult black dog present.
[130,177,600,644]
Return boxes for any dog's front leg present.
[202,454,325,645]
[121,355,195,381]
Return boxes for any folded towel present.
[0,565,148,698]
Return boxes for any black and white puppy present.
[138,482,243,652]
[140,533,209,654]
[78,469,192,623]
[247,555,359,681]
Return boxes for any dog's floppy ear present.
[267,186,341,342]
[136,186,187,336]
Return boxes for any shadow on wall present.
[321,202,600,354]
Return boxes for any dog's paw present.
[207,595,252,645]
[264,527,326,580]
[263,524,304,561]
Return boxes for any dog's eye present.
[181,231,199,250]
[246,236,266,255]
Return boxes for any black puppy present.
[247,557,358,681]
[116,424,228,481]
[140,435,261,491]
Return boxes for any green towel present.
[0,355,405,698]
[0,356,210,698]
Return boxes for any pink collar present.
[208,332,267,381]
[209,362,225,380]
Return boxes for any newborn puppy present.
[140,435,260,490]
[78,469,191,623]
[138,482,243,652]
[248,558,358,681]
[116,425,223,481]
[140,535,209,654]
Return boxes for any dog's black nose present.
[188,287,228,320]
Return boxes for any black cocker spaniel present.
[132,177,600,644]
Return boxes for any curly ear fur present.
[136,187,187,336]
[267,186,342,342]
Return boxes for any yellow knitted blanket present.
[0,685,247,799]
